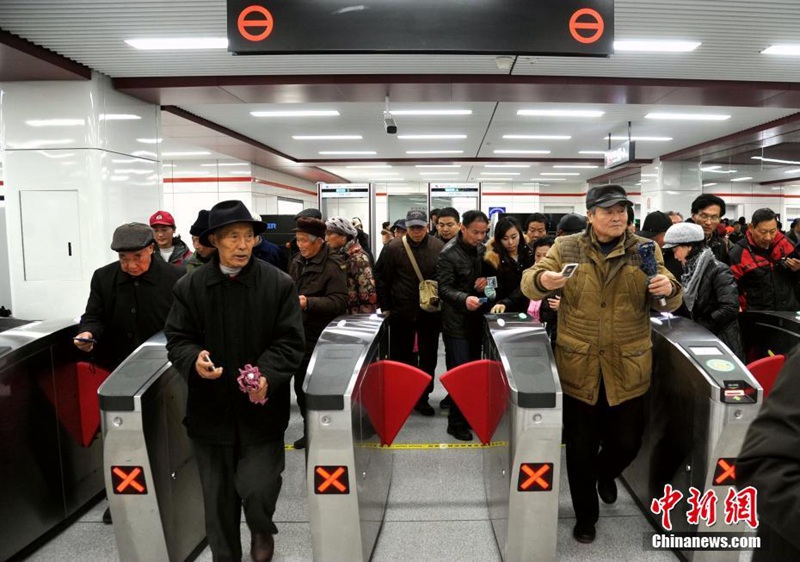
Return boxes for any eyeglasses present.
[695,212,720,223]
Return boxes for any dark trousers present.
[563,383,645,525]
[443,333,482,428]
[389,312,441,399]
[193,439,286,561]
[293,353,312,420]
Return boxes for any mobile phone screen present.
[561,263,579,278]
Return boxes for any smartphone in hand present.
[560,263,579,278]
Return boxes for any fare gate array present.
[99,334,206,562]
[623,315,762,562]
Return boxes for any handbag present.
[402,235,441,312]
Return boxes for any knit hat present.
[325,216,358,238]
[189,210,210,236]
[663,223,704,249]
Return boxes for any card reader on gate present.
[721,380,757,404]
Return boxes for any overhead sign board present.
[228,0,614,56]
[604,140,635,169]
[319,183,370,199]
[429,183,479,195]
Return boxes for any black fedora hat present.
[200,200,266,246]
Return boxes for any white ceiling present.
[4,0,800,186]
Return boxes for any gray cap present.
[663,222,704,249]
[405,209,428,227]
[557,213,587,234]
[111,222,154,252]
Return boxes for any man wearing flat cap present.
[75,222,184,371]
[522,185,683,544]
[164,200,305,562]
[288,216,348,449]
[185,209,216,272]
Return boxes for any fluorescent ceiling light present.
[137,138,162,144]
[26,118,85,127]
[503,135,572,140]
[484,164,530,168]
[397,134,467,140]
[347,165,392,169]
[416,165,461,168]
[531,177,566,181]
[607,136,673,141]
[493,150,551,155]
[407,150,464,155]
[541,172,580,176]
[703,183,718,187]
[702,168,738,174]
[762,44,800,55]
[390,110,472,116]
[479,172,520,176]
[251,110,340,117]
[731,177,753,182]
[201,162,249,167]
[420,173,460,176]
[645,112,730,121]
[553,165,598,169]
[614,40,701,52]
[100,114,142,121]
[162,151,211,156]
[518,109,604,118]
[125,37,228,50]
[751,156,800,165]
[785,168,800,174]
[579,150,606,155]
[641,173,659,177]
[293,135,362,140]
[319,151,377,155]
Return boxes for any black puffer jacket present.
[482,240,535,312]
[680,253,745,361]
[687,219,731,265]
[437,233,487,338]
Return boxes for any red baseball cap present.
[149,210,176,227]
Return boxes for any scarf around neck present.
[681,247,714,313]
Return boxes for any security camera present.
[383,111,397,135]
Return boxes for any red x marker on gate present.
[518,463,553,492]
[314,466,349,495]
[111,466,147,494]
[714,458,737,485]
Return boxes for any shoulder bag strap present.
[401,235,425,283]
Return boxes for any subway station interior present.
[2,1,800,561]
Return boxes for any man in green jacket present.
[522,185,682,544]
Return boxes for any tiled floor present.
[22,343,680,562]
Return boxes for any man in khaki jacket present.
[521,185,682,544]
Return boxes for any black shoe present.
[598,477,618,504]
[293,436,306,450]
[447,424,473,441]
[251,531,275,562]
[414,400,435,416]
[102,506,113,525]
[573,523,596,543]
[439,395,452,409]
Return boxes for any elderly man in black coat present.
[164,200,305,562]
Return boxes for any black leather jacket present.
[437,233,486,338]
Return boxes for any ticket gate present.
[623,315,761,561]
[305,315,432,562]
[441,314,562,562]
[0,318,108,561]
[738,309,800,360]
[99,334,206,562]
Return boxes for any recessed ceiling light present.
[731,177,753,182]
[201,162,249,167]
[493,150,551,155]
[531,177,566,181]
[484,164,531,168]
[390,110,472,116]
[479,172,520,176]
[293,135,362,140]
[751,156,800,165]
[162,151,211,156]
[614,40,701,52]
[137,138,163,144]
[100,114,143,121]
[416,165,461,168]
[319,151,377,155]
[702,168,738,174]
[641,173,659,177]
[553,165,598,169]
[607,136,673,141]
[347,165,393,169]
[503,135,572,140]
[541,172,580,176]
[645,112,730,121]
[517,109,604,118]
[397,134,467,140]
[125,38,228,50]
[420,173,460,176]
[703,182,718,187]
[579,150,606,155]
[762,45,800,55]
[251,110,340,117]
[407,150,464,155]
[26,118,85,127]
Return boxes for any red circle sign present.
[569,8,604,45]
[238,5,274,42]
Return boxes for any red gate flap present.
[440,359,508,444]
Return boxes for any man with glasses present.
[689,194,731,265]
[730,207,800,311]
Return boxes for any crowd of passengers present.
[69,188,800,561]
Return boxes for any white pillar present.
[640,159,703,220]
